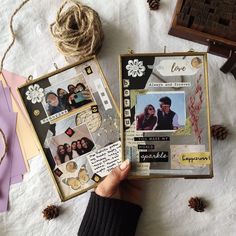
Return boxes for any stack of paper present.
[0,69,44,212]
[0,81,27,211]
[1,71,41,167]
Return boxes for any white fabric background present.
[0,0,236,235]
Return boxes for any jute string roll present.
[50,0,104,61]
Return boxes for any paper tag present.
[179,152,211,165]
[155,57,202,76]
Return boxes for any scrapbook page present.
[18,56,121,200]
[120,52,212,178]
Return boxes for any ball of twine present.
[50,0,104,61]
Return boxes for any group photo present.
[42,75,94,119]
[49,124,95,166]
[135,91,186,131]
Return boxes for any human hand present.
[95,160,143,206]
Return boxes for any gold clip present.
[27,75,33,83]
[128,48,134,54]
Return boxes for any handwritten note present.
[88,141,122,177]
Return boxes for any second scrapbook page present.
[120,52,212,178]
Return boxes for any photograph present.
[49,124,95,166]
[135,91,186,131]
[41,74,94,122]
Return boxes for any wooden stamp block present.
[169,0,236,57]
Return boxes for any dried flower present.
[188,74,203,144]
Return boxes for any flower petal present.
[137,70,143,77]
[126,65,132,70]
[132,71,138,77]
[28,85,34,91]
[133,59,138,65]
[139,66,145,72]
[128,60,134,66]
[128,70,133,76]
[32,97,37,104]
[138,61,143,66]
[34,84,40,90]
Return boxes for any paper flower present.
[126,59,145,77]
[25,84,44,104]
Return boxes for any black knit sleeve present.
[78,192,142,236]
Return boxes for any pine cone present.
[42,205,60,220]
[211,125,228,140]
[188,197,206,212]
[147,0,160,10]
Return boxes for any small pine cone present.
[211,125,228,140]
[42,205,60,220]
[188,197,207,212]
[147,0,160,10]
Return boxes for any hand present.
[95,160,143,205]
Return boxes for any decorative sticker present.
[94,79,112,110]
[179,152,211,165]
[155,57,203,76]
[126,59,146,77]
[25,84,44,104]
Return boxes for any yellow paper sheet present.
[0,74,40,170]
[179,152,211,165]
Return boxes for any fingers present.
[95,160,130,198]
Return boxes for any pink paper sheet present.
[1,84,26,182]
[2,70,28,123]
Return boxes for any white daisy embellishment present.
[25,84,44,104]
[126,59,145,77]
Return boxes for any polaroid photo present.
[135,91,186,132]
[49,123,96,166]
[41,74,94,123]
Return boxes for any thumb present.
[95,159,130,197]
